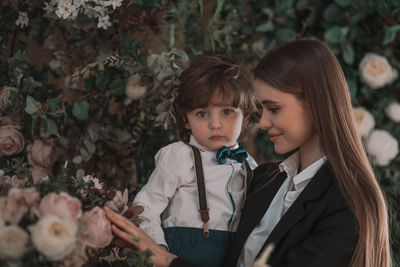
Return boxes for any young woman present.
[106,39,391,267]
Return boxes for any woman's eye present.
[223,109,233,115]
[197,111,207,118]
[268,107,279,114]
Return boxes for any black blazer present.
[171,162,358,267]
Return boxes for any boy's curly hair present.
[173,55,259,143]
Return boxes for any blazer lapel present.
[225,171,287,266]
[262,164,334,253]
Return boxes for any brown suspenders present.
[188,144,253,238]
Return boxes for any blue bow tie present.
[216,146,248,164]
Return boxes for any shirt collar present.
[279,151,327,190]
[188,135,239,153]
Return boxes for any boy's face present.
[185,92,244,151]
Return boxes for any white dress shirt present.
[133,135,258,247]
[238,151,327,267]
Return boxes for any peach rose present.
[0,125,25,157]
[80,207,113,248]
[359,53,398,89]
[39,192,82,221]
[27,139,58,183]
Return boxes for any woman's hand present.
[104,206,177,267]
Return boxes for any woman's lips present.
[209,135,223,140]
[269,134,282,142]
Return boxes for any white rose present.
[366,129,399,166]
[353,107,375,137]
[0,225,31,261]
[29,215,77,261]
[359,53,398,89]
[385,101,400,123]
[125,74,147,100]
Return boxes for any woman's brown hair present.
[174,55,258,142]
[253,39,391,267]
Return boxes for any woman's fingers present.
[105,206,138,235]
[111,225,139,248]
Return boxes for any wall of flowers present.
[0,0,399,266]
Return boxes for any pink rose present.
[39,192,82,221]
[27,139,58,183]
[80,207,113,248]
[105,188,129,215]
[0,125,25,157]
[0,187,40,225]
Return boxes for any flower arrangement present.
[0,169,151,266]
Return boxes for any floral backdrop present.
[0,0,399,266]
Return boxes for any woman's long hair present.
[253,39,391,267]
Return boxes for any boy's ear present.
[183,115,191,130]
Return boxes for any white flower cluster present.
[354,107,399,166]
[43,0,124,29]
[15,12,29,28]
[82,174,103,190]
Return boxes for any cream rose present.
[29,215,77,261]
[385,101,400,123]
[125,74,147,101]
[0,225,31,261]
[353,107,375,137]
[0,125,25,157]
[366,129,399,166]
[359,53,398,89]
[39,192,82,221]
[80,207,113,248]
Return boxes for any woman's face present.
[255,79,317,155]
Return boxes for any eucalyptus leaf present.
[323,3,345,23]
[23,77,42,91]
[341,41,354,65]
[383,24,400,45]
[275,28,296,45]
[72,100,90,121]
[255,21,274,32]
[324,26,342,44]
[335,0,351,7]
[44,118,60,137]
[47,95,61,112]
[25,95,41,115]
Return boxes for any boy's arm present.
[133,144,186,247]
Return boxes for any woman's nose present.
[259,110,272,130]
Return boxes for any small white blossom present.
[43,2,56,13]
[97,15,112,29]
[56,2,75,19]
[82,174,103,190]
[15,12,29,28]
[353,107,375,137]
[366,129,399,166]
[385,101,400,123]
[102,0,123,10]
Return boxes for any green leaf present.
[383,24,400,45]
[341,41,354,65]
[23,77,42,91]
[275,28,296,45]
[255,21,275,32]
[95,70,111,90]
[323,3,344,23]
[324,26,342,44]
[275,0,295,17]
[41,117,60,137]
[25,95,41,115]
[109,79,126,97]
[335,0,351,7]
[72,100,90,121]
[47,95,61,112]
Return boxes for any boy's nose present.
[209,116,222,129]
[259,110,272,130]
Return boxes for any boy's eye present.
[197,111,207,118]
[223,109,233,115]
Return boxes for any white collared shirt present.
[133,136,258,247]
[238,151,327,267]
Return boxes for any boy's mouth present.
[209,135,223,140]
